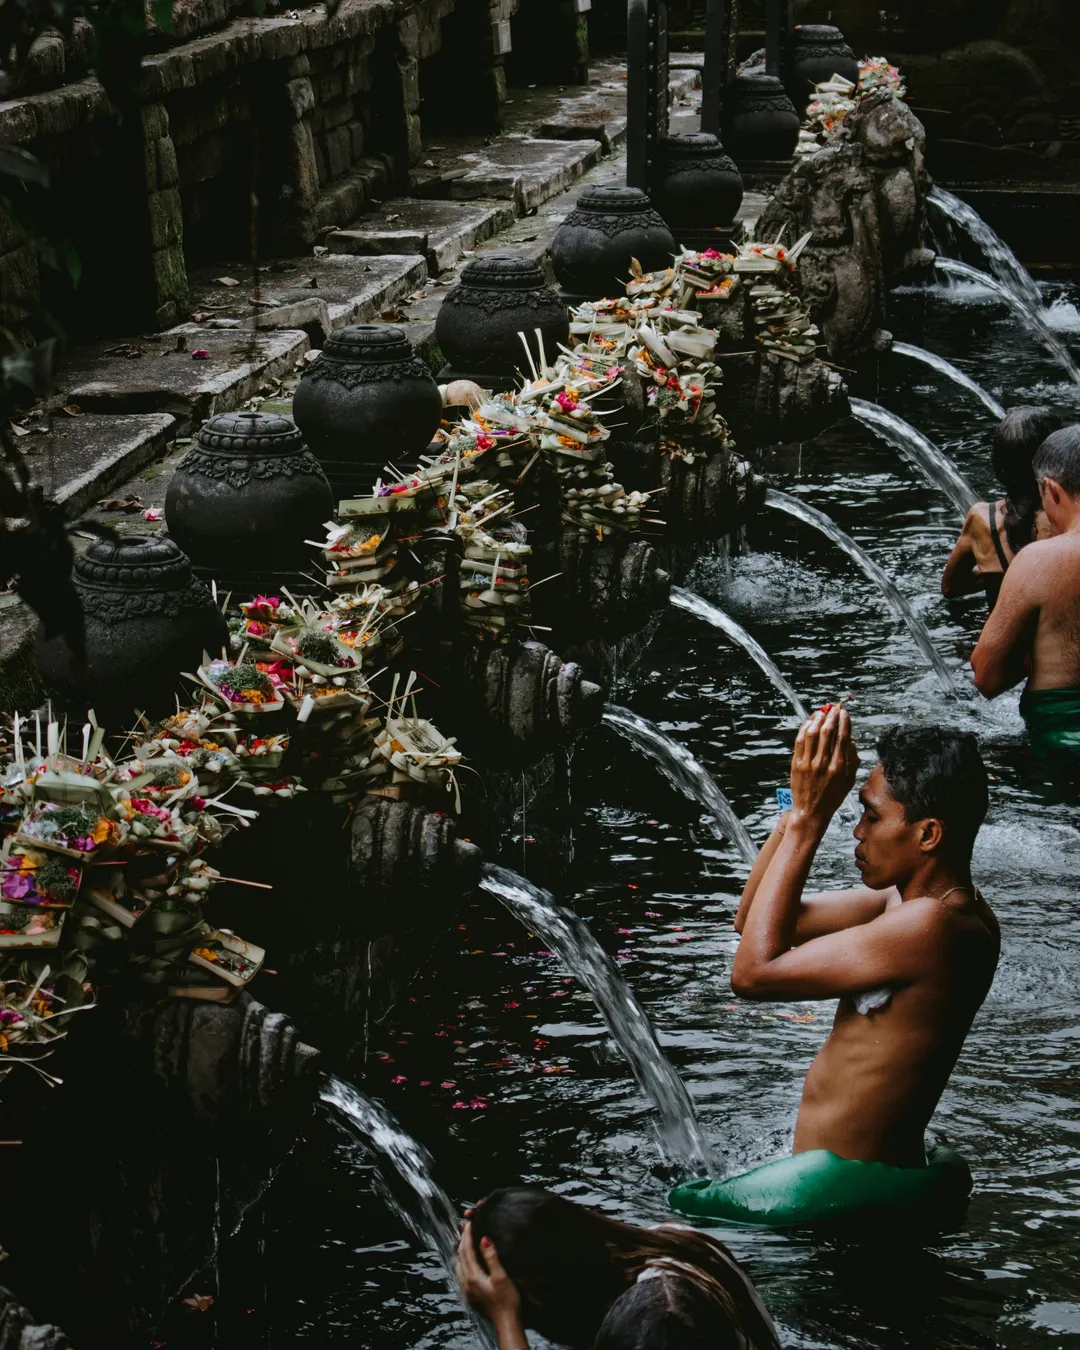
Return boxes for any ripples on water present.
[185,284,1080,1349]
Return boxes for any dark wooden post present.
[765,0,783,78]
[626,0,669,191]
[700,0,726,136]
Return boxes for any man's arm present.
[732,895,940,1001]
[734,816,894,939]
[971,547,1041,697]
[732,706,862,995]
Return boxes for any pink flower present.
[0,1009,22,1026]
[617,928,632,935]
[469,1098,489,1110]
[555,391,578,411]
[391,1074,407,1085]
[144,508,164,522]
[503,1001,520,1010]
[452,1101,468,1110]
[440,1081,456,1089]
[191,349,210,360]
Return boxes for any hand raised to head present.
[455,1220,523,1322]
[790,704,859,827]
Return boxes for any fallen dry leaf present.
[380,309,404,322]
[409,290,427,301]
[97,495,142,513]
[182,1294,215,1312]
[61,404,83,417]
[212,276,240,288]
[191,310,215,323]
[9,423,30,436]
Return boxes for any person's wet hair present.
[593,1274,747,1350]
[991,406,1064,552]
[876,725,988,859]
[469,1186,779,1350]
[1034,423,1080,499]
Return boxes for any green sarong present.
[668,1145,971,1230]
[1020,687,1080,759]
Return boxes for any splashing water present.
[479,863,711,1176]
[601,705,758,864]
[935,258,1080,388]
[671,587,809,721]
[929,186,1043,310]
[319,1075,474,1305]
[850,397,978,517]
[891,341,1006,421]
[764,489,957,694]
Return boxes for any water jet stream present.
[320,1074,491,1343]
[929,186,1043,310]
[602,705,758,864]
[671,586,809,720]
[763,489,957,695]
[891,342,1006,421]
[480,863,711,1176]
[934,258,1080,388]
[850,397,977,517]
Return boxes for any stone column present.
[141,102,188,330]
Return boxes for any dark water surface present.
[164,282,1080,1348]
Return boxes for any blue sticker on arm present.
[776,788,793,810]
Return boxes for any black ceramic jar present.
[434,253,570,389]
[785,25,859,106]
[35,534,229,722]
[165,412,333,593]
[550,187,675,300]
[653,133,745,232]
[721,75,800,165]
[292,325,442,501]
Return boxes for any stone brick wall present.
[0,0,586,338]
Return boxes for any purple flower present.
[2,872,32,901]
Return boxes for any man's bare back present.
[973,532,1080,696]
[733,711,997,1168]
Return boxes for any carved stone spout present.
[0,1289,72,1350]
[148,994,320,1122]
[458,639,603,765]
[349,797,482,903]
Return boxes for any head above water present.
[593,1273,751,1350]
[468,1186,778,1350]
[854,725,988,888]
[991,406,1064,552]
[1034,424,1080,530]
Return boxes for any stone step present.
[59,327,309,435]
[186,253,430,335]
[326,199,515,276]
[22,412,178,520]
[448,137,603,214]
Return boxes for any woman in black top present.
[942,406,1063,608]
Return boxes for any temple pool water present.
[159,280,1080,1349]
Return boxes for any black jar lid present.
[458,252,548,290]
[792,23,846,41]
[730,73,789,91]
[76,534,194,590]
[658,132,723,156]
[574,186,657,215]
[322,324,413,362]
[196,410,306,455]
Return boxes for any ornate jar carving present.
[165,412,333,593]
[292,325,442,501]
[35,534,228,721]
[785,25,859,107]
[653,133,745,231]
[721,75,800,165]
[551,187,675,300]
[434,253,570,388]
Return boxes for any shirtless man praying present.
[972,424,1080,758]
[670,710,999,1227]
